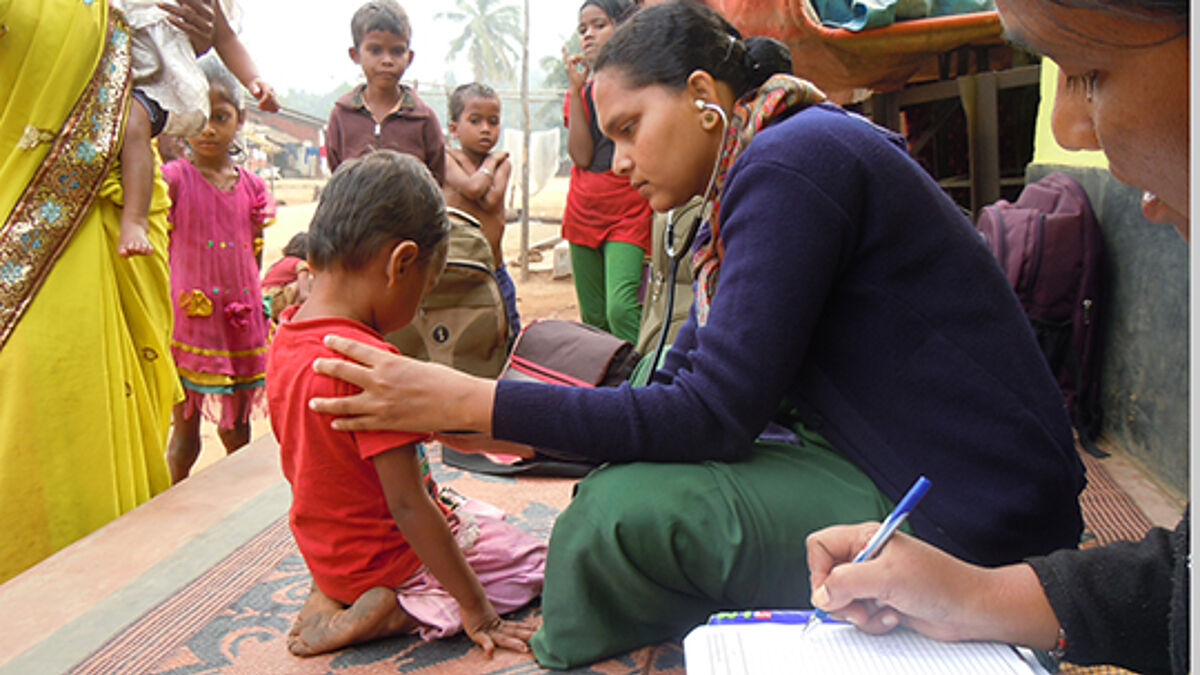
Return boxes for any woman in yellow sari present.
[0,0,207,582]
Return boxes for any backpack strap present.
[447,206,483,229]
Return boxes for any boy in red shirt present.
[324,0,446,183]
[266,151,544,657]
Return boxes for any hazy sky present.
[239,1,582,94]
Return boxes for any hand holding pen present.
[803,476,931,634]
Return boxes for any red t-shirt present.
[261,255,304,290]
[266,307,439,604]
[561,85,652,252]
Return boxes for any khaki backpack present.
[385,208,510,378]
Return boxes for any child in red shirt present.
[266,150,545,657]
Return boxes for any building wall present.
[246,109,322,146]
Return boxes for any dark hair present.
[198,54,243,111]
[351,0,411,46]
[307,151,449,271]
[1050,0,1186,22]
[1034,0,1187,49]
[594,1,774,98]
[580,0,637,22]
[282,232,309,259]
[744,36,793,78]
[448,82,500,122]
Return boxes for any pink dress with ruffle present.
[162,158,275,428]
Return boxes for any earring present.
[695,99,716,127]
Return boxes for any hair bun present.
[743,47,769,89]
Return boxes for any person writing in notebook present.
[806,0,1188,672]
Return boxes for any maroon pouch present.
[501,319,639,388]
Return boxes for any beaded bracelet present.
[1035,627,1068,672]
[1051,627,1068,660]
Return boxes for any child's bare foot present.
[291,583,342,630]
[287,586,417,656]
[118,217,154,257]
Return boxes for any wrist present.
[970,564,1061,650]
[448,375,496,433]
[478,166,492,178]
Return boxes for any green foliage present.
[535,32,579,166]
[279,82,357,120]
[436,0,522,86]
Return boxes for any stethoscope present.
[641,99,730,384]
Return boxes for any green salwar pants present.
[529,426,894,669]
[569,240,645,344]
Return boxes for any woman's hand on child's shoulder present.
[461,607,539,658]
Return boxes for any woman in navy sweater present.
[806,0,1188,670]
[310,2,1085,668]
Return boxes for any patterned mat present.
[66,448,685,675]
[63,446,1154,675]
[1076,451,1156,547]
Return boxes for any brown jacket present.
[324,84,445,184]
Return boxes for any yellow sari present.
[0,0,180,582]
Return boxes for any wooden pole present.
[519,0,531,281]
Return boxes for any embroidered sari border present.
[0,9,132,349]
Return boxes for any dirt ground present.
[191,177,579,474]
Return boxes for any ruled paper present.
[683,622,1042,675]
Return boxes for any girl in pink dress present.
[162,59,275,483]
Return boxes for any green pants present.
[570,241,645,344]
[529,426,894,669]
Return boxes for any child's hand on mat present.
[461,607,539,657]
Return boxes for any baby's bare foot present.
[118,219,153,257]
[287,586,415,657]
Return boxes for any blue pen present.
[803,475,932,634]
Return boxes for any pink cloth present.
[396,497,547,640]
[162,159,275,427]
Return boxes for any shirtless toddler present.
[442,83,521,338]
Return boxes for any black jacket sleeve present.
[1027,508,1189,675]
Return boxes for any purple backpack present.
[975,172,1107,454]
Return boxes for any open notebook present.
[683,622,1049,675]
